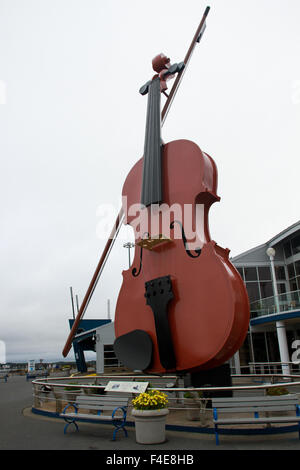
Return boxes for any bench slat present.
[214,416,300,425]
[76,403,126,410]
[67,395,130,412]
[76,398,128,404]
[76,395,128,402]
[213,401,299,408]
[213,405,296,413]
[60,412,114,421]
[212,399,298,408]
[77,404,127,411]
[212,400,298,409]
[212,395,298,404]
[212,401,299,408]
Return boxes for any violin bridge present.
[137,234,172,251]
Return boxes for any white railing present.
[250,289,300,318]
[249,362,300,375]
[31,371,300,416]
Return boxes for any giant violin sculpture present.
[62,7,250,374]
[114,45,250,374]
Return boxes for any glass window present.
[236,267,244,279]
[258,266,271,280]
[288,263,296,279]
[291,235,300,255]
[260,281,273,299]
[289,280,298,292]
[277,283,287,300]
[275,266,286,280]
[245,282,260,303]
[283,241,292,259]
[295,260,300,276]
[277,283,286,294]
[244,267,257,281]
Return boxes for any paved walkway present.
[1,375,300,451]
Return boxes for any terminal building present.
[231,220,300,374]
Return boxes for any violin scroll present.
[139,54,185,96]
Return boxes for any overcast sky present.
[1,0,300,362]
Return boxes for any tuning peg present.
[162,62,185,78]
[176,62,185,73]
[139,80,152,95]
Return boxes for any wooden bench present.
[60,394,129,441]
[212,395,300,445]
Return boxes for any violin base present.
[185,363,233,400]
[113,329,153,372]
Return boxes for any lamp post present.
[266,247,290,376]
[266,247,280,312]
[123,242,135,268]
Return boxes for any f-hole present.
[170,221,202,258]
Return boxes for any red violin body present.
[114,139,250,374]
[61,8,250,371]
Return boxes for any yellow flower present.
[132,389,168,410]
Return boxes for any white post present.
[267,248,280,313]
[276,321,290,376]
[233,352,241,375]
[266,247,290,376]
[95,333,104,374]
[107,299,111,320]
[249,327,255,372]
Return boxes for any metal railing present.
[31,374,181,414]
[250,289,300,318]
[249,362,300,375]
[31,372,300,419]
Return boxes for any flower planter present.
[185,398,200,421]
[53,390,65,414]
[65,392,78,403]
[199,407,209,426]
[132,409,169,444]
[64,383,82,404]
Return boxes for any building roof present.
[267,220,300,247]
[231,220,300,264]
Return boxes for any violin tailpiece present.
[145,275,176,370]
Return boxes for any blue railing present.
[250,289,300,318]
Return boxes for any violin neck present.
[141,77,162,207]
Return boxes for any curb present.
[31,407,299,436]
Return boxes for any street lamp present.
[266,247,279,312]
[123,242,135,268]
[266,247,290,376]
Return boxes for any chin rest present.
[113,329,153,371]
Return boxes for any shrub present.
[266,386,289,396]
[64,382,81,392]
[184,391,203,399]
